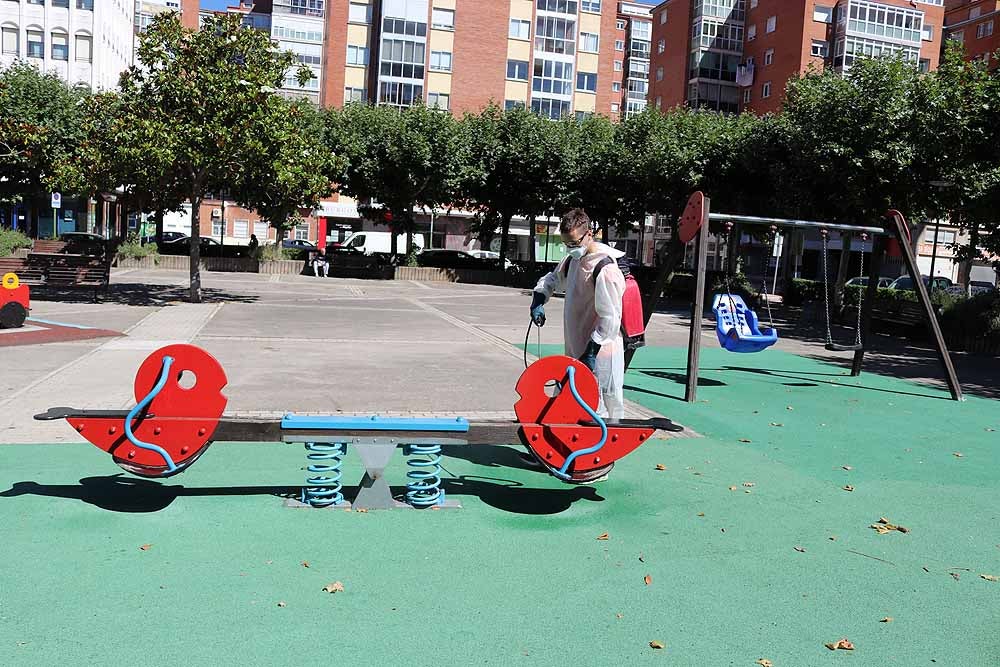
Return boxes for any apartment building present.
[649,0,945,115]
[1,0,134,91]
[618,1,652,117]
[944,0,1000,68]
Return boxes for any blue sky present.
[200,0,658,10]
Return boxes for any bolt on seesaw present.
[35,344,683,510]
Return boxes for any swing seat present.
[825,342,863,352]
[712,293,779,353]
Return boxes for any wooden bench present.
[32,240,68,254]
[0,253,110,302]
[870,298,938,334]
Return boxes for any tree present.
[461,104,560,266]
[327,102,462,259]
[0,62,90,232]
[120,13,311,301]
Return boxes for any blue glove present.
[579,340,601,372]
[530,291,546,327]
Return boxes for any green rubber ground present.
[1,346,998,666]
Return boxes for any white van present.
[338,231,424,255]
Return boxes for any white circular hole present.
[177,370,197,390]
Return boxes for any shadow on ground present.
[29,282,259,306]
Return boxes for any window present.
[659,9,667,25]
[76,0,92,9]
[74,33,92,62]
[379,38,425,79]
[616,19,626,31]
[504,99,524,111]
[531,98,570,120]
[970,7,981,20]
[611,81,621,92]
[655,95,661,109]
[766,16,776,33]
[950,31,964,44]
[814,6,832,23]
[27,30,43,58]
[615,39,624,51]
[750,0,757,7]
[576,71,596,92]
[509,19,530,40]
[655,66,663,81]
[211,220,224,237]
[931,229,956,245]
[657,38,665,53]
[611,103,619,112]
[234,220,249,238]
[382,17,426,37]
[764,48,773,65]
[743,88,751,103]
[977,21,993,39]
[536,0,579,12]
[631,20,651,41]
[845,1,924,44]
[432,8,454,30]
[613,60,622,71]
[53,0,69,7]
[747,24,757,40]
[428,92,450,110]
[378,81,423,109]
[295,225,309,241]
[346,44,368,65]
[2,27,17,56]
[762,81,771,98]
[582,0,601,12]
[579,32,599,52]
[922,25,933,41]
[918,58,931,73]
[532,58,574,95]
[27,0,43,4]
[348,2,371,24]
[811,39,827,57]
[536,16,577,55]
[507,59,529,80]
[344,86,366,102]
[430,50,452,72]
[253,222,268,238]
[51,32,68,60]
[746,56,754,67]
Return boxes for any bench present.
[32,240,68,254]
[0,254,110,302]
[869,298,939,335]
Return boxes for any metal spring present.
[301,442,346,508]
[405,443,444,508]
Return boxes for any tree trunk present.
[390,223,398,262]
[960,219,976,297]
[601,220,610,247]
[29,200,38,238]
[833,232,851,309]
[499,212,512,267]
[154,209,164,246]
[527,214,536,265]
[189,196,202,303]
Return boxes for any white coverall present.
[534,242,627,421]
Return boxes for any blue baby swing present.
[712,225,779,353]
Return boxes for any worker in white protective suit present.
[529,208,626,422]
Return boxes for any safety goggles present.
[563,230,591,248]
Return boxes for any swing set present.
[673,192,962,403]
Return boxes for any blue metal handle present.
[125,355,179,472]
[556,365,607,479]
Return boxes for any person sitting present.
[312,248,330,278]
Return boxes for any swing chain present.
[820,229,833,346]
[761,225,776,330]
[854,233,868,347]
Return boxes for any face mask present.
[567,246,587,260]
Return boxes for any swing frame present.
[676,192,962,403]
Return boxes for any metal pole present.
[708,212,887,236]
[928,219,940,288]
[220,198,225,249]
[52,207,58,239]
[430,208,435,249]
[685,197,710,403]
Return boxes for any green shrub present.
[0,228,33,258]
[940,290,1000,338]
[116,237,159,262]
[253,244,299,261]
[785,278,825,307]
[709,272,757,303]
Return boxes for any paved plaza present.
[0,269,998,665]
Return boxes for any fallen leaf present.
[981,574,998,582]
[794,546,806,553]
[356,508,368,513]
[825,638,855,651]
[880,617,893,623]
[655,463,667,471]
[322,581,345,593]
[301,561,310,568]
[649,640,664,650]
[843,485,855,492]
[770,422,783,427]
[616,613,623,619]
[265,560,273,565]
[953,452,964,458]
[842,465,853,471]
[987,427,996,432]
[922,566,930,573]
[743,482,755,487]
[277,601,287,607]
[644,575,652,585]
[786,406,794,410]
[829,536,837,541]
[697,512,705,517]
[878,517,890,524]
[693,471,703,476]
[729,485,738,491]
[951,572,961,582]
[638,553,645,562]
[139,544,152,551]
[738,438,752,443]
[756,660,773,667]
[596,533,610,541]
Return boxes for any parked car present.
[845,276,893,289]
[416,249,500,270]
[466,249,513,269]
[58,232,108,256]
[143,231,187,245]
[161,236,221,253]
[888,275,953,291]
[340,231,424,255]
[946,281,998,297]
[282,239,316,250]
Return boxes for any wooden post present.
[850,234,885,376]
[685,197,710,402]
[884,212,963,401]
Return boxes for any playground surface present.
[0,270,998,665]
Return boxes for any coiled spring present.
[405,443,443,508]
[301,442,346,507]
